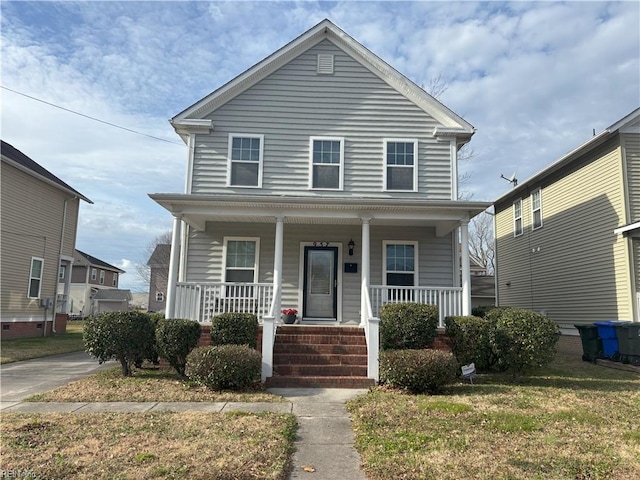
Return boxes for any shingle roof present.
[1,140,92,203]
[147,244,171,267]
[76,249,125,273]
[92,289,132,301]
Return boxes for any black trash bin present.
[574,324,602,362]
[615,322,640,365]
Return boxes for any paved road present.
[0,351,113,402]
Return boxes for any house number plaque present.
[312,241,330,247]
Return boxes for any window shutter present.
[317,54,334,74]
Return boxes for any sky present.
[2,0,639,293]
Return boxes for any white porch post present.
[460,219,471,316]
[360,218,371,326]
[166,215,182,319]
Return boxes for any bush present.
[379,303,439,350]
[486,307,560,381]
[155,319,201,377]
[210,313,259,348]
[379,349,459,394]
[471,305,496,318]
[445,315,499,371]
[84,311,155,376]
[135,312,163,367]
[185,345,261,390]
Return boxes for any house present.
[147,244,170,313]
[91,289,132,314]
[1,140,92,338]
[494,108,640,334]
[150,19,491,384]
[68,249,125,316]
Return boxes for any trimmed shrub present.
[155,319,201,377]
[486,307,560,381]
[445,315,499,371]
[135,312,162,368]
[84,311,155,376]
[471,305,496,318]
[210,313,259,348]
[185,345,261,390]
[379,303,439,350]
[379,349,459,394]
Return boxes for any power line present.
[1,85,183,146]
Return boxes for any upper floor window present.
[59,265,66,280]
[384,139,418,192]
[156,292,164,302]
[91,268,97,281]
[99,270,105,285]
[531,188,543,230]
[112,273,118,287]
[228,134,263,187]
[28,257,44,298]
[513,199,523,236]
[310,137,343,190]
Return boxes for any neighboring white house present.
[150,19,491,382]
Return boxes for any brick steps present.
[266,325,372,389]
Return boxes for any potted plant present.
[282,308,298,324]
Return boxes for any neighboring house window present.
[310,137,343,190]
[384,139,418,191]
[28,257,44,298]
[383,241,418,286]
[59,265,66,280]
[156,292,164,302]
[223,238,260,283]
[531,188,543,230]
[513,199,523,236]
[228,134,263,187]
[91,268,97,281]
[112,273,118,287]
[99,270,105,285]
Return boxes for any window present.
[59,265,66,280]
[91,268,97,281]
[28,257,44,298]
[112,273,118,287]
[384,139,418,191]
[513,199,523,236]
[531,188,543,230]
[99,270,105,285]
[383,242,418,286]
[223,238,260,298]
[156,292,164,302]
[310,137,343,190]
[228,134,263,187]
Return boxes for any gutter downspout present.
[52,196,74,333]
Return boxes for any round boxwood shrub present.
[84,311,155,376]
[185,345,261,390]
[379,303,439,350]
[210,313,259,348]
[445,315,499,372]
[486,307,560,381]
[155,318,201,377]
[379,349,459,394]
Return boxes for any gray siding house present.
[151,20,490,382]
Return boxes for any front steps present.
[265,325,375,388]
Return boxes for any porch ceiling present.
[149,193,491,235]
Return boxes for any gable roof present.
[495,107,640,207]
[171,19,474,141]
[147,244,171,267]
[75,249,125,273]
[1,140,92,203]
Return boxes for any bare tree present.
[469,212,495,274]
[136,231,172,287]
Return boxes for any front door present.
[303,247,338,320]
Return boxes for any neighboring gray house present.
[150,19,491,383]
[91,289,132,314]
[147,244,170,313]
[1,140,92,338]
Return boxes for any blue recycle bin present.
[594,321,628,359]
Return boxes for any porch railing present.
[369,285,463,328]
[174,282,274,323]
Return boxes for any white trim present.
[222,237,261,283]
[309,136,344,191]
[531,188,543,231]
[185,134,195,194]
[91,268,97,281]
[450,139,458,200]
[382,241,419,286]
[383,138,418,192]
[112,272,118,287]
[99,270,105,285]
[513,198,523,237]
[317,54,334,74]
[227,134,264,188]
[298,242,343,323]
[27,257,44,299]
[614,222,640,235]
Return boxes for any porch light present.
[348,239,355,256]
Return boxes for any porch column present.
[460,219,471,316]
[272,216,284,320]
[166,215,182,319]
[360,218,371,326]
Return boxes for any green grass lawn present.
[0,321,86,364]
[347,351,640,480]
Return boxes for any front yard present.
[0,321,86,364]
[347,350,640,479]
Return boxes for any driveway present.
[0,351,112,402]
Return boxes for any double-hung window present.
[513,199,523,236]
[223,238,260,300]
[531,188,543,230]
[99,270,105,285]
[156,292,164,302]
[91,268,97,281]
[383,241,418,302]
[59,265,66,280]
[384,139,418,191]
[28,257,44,299]
[228,134,263,187]
[310,137,343,190]
[112,273,118,287]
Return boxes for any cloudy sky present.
[2,1,639,292]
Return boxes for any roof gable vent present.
[317,54,334,74]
